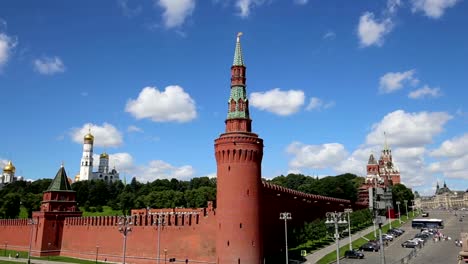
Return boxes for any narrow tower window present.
[240,223,242,228]
[227,241,230,247]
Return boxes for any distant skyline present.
[0,0,467,196]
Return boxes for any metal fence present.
[390,241,425,264]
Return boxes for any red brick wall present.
[60,211,217,264]
[0,219,30,252]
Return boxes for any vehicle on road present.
[344,250,364,259]
[359,242,379,252]
[421,212,429,217]
[411,218,444,229]
[401,240,418,248]
[381,234,393,242]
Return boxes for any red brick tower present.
[214,33,264,264]
[32,165,82,257]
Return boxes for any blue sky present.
[0,0,467,195]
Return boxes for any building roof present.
[233,32,244,66]
[368,154,377,165]
[47,165,73,192]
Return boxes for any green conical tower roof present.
[233,32,244,66]
[47,164,73,191]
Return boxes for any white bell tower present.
[79,130,94,181]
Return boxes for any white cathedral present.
[0,160,24,188]
[74,131,120,183]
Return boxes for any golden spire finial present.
[61,161,64,167]
[237,32,243,43]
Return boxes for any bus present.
[411,218,444,229]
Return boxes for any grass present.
[80,206,123,217]
[316,213,419,264]
[0,250,105,264]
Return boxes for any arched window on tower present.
[238,99,244,111]
[230,99,236,112]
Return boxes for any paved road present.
[340,218,419,264]
[410,210,467,264]
[304,225,377,264]
[340,210,468,264]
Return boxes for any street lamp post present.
[153,213,166,264]
[118,216,133,264]
[411,200,415,217]
[375,216,386,264]
[4,241,7,257]
[325,211,347,264]
[27,218,37,264]
[387,207,392,229]
[95,245,99,264]
[279,212,292,264]
[404,200,408,221]
[164,248,167,264]
[396,201,401,224]
[344,208,353,250]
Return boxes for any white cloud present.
[125,86,197,122]
[357,12,393,47]
[90,152,195,182]
[236,0,267,18]
[157,0,195,28]
[92,152,135,171]
[306,97,335,111]
[294,0,309,5]
[335,147,376,176]
[408,85,441,99]
[431,133,468,158]
[323,31,336,40]
[127,125,143,133]
[379,70,418,93]
[365,110,453,147]
[429,154,468,180]
[286,142,348,170]
[118,0,142,17]
[250,88,305,116]
[0,159,7,168]
[33,56,65,75]
[410,0,460,18]
[0,33,17,70]
[71,123,123,148]
[285,109,458,188]
[387,0,402,14]
[135,160,195,183]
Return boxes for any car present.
[422,212,429,217]
[384,233,394,240]
[344,250,364,259]
[388,230,401,237]
[360,242,379,252]
[381,234,393,241]
[401,240,418,248]
[415,233,431,240]
[412,237,424,244]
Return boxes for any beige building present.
[415,182,468,210]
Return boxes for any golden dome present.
[100,152,109,159]
[84,133,94,141]
[3,161,16,173]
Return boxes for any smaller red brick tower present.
[32,165,82,257]
[215,33,264,264]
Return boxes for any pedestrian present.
[15,252,19,259]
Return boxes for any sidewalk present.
[0,256,72,264]
[304,224,377,264]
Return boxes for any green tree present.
[1,193,21,218]
[392,183,415,214]
[21,193,42,218]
